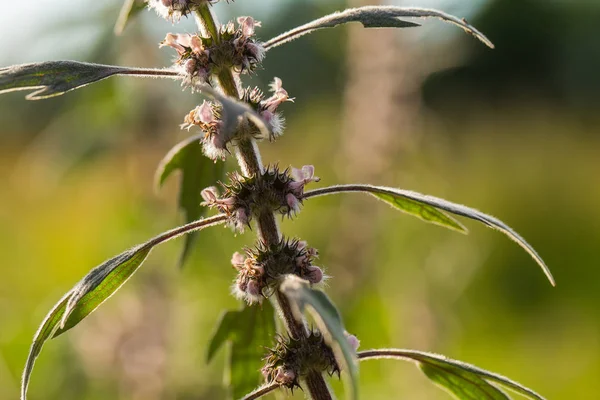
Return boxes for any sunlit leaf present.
[0,61,180,100]
[373,192,467,233]
[358,349,545,400]
[302,185,555,286]
[264,6,494,51]
[114,0,147,35]
[155,134,226,266]
[21,215,227,400]
[207,303,276,400]
[280,275,359,400]
[420,363,510,399]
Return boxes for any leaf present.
[207,303,276,400]
[279,275,359,400]
[0,61,180,100]
[155,134,226,266]
[358,349,545,400]
[302,185,555,286]
[420,363,509,399]
[373,192,468,234]
[114,0,147,36]
[264,6,494,51]
[21,214,227,400]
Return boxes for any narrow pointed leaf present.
[0,61,181,100]
[420,363,510,399]
[374,191,467,233]
[207,303,276,400]
[21,214,227,400]
[264,6,494,51]
[114,0,147,35]
[155,134,226,266]
[280,275,359,400]
[358,349,545,400]
[302,185,555,286]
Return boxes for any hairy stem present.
[305,371,333,400]
[274,290,306,339]
[241,382,281,400]
[194,7,333,400]
[195,3,220,41]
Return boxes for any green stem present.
[195,3,220,42]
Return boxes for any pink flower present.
[262,77,294,113]
[288,165,320,197]
[196,101,215,124]
[344,332,360,353]
[237,16,262,37]
[305,265,323,284]
[286,193,301,215]
[201,186,219,204]
[160,33,188,55]
[231,252,245,269]
[246,280,260,298]
[274,367,296,385]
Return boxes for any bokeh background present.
[1,0,599,399]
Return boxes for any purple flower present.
[230,252,246,270]
[344,332,360,353]
[237,16,262,37]
[286,193,301,215]
[274,367,296,385]
[305,265,323,284]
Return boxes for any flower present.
[305,265,324,284]
[274,367,296,386]
[288,165,320,197]
[160,32,210,88]
[181,101,231,161]
[344,332,360,353]
[148,0,204,22]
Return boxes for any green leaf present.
[207,303,276,400]
[302,185,555,286]
[280,275,359,400]
[420,363,509,399]
[373,192,468,234]
[0,61,180,100]
[264,6,494,51]
[21,215,227,400]
[358,349,545,400]
[114,0,147,35]
[155,134,226,266]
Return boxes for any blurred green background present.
[1,0,599,399]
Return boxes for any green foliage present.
[208,303,276,400]
[359,349,545,400]
[304,185,555,286]
[263,6,494,50]
[0,61,179,100]
[155,134,226,265]
[21,215,226,400]
[373,192,468,234]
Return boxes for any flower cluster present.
[160,16,264,89]
[231,238,324,304]
[243,77,294,139]
[217,17,265,73]
[201,166,320,232]
[160,32,211,88]
[261,331,339,390]
[148,0,206,22]
[181,101,232,161]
